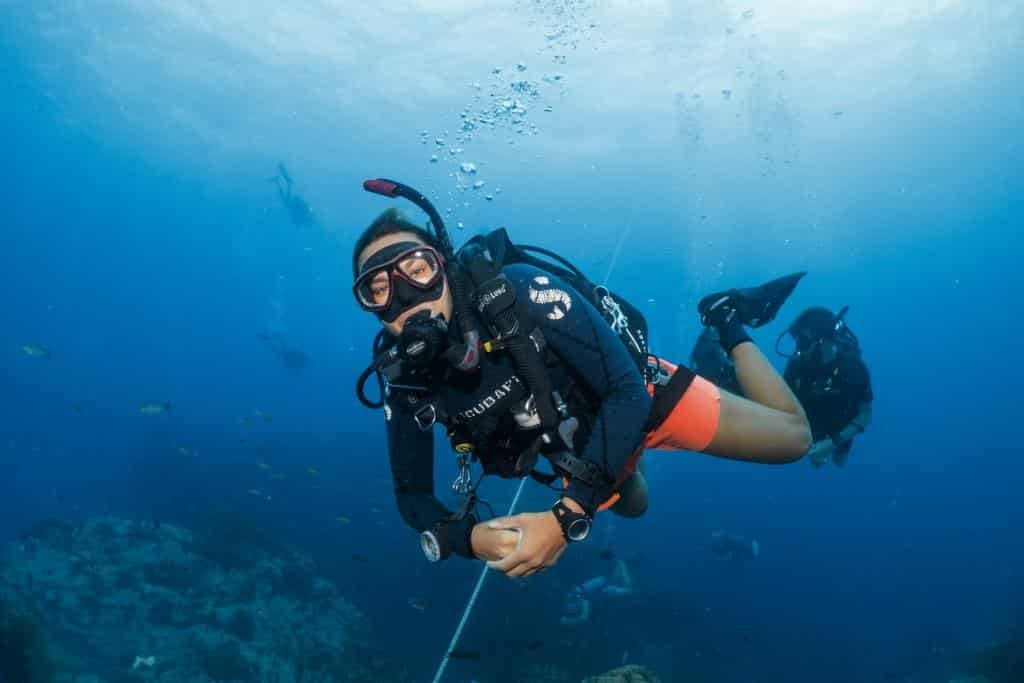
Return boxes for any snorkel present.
[362,178,482,372]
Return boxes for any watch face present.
[420,531,442,562]
[566,517,591,542]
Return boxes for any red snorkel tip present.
[363,179,400,197]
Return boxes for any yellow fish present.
[138,402,171,415]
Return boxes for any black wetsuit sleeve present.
[385,397,477,558]
[853,356,874,403]
[505,264,652,514]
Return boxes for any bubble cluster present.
[520,0,602,53]
[416,2,601,216]
[418,58,568,211]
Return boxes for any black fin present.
[278,162,293,184]
[734,271,806,327]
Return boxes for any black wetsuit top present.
[384,264,652,558]
[784,346,873,443]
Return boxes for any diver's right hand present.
[470,522,521,562]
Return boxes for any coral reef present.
[0,515,385,682]
[959,637,1024,683]
[518,663,572,682]
[0,599,56,683]
[582,664,662,683]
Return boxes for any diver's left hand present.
[806,439,835,466]
[485,511,567,578]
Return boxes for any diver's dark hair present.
[351,208,440,278]
[789,307,839,346]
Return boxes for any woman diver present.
[352,179,811,578]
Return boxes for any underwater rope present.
[432,202,629,682]
[602,223,632,286]
[431,476,528,683]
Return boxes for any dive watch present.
[551,499,592,543]
[420,523,451,562]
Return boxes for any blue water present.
[2,3,1022,682]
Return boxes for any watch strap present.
[551,499,591,542]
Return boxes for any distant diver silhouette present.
[269,162,314,227]
[258,332,308,373]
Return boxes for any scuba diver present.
[352,178,811,578]
[689,299,873,467]
[257,331,308,373]
[269,162,314,226]
[709,529,759,562]
[560,558,634,625]
[779,307,873,467]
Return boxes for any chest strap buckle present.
[413,404,437,431]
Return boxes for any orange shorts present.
[643,360,721,452]
[594,359,722,511]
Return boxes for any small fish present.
[20,344,52,359]
[248,489,262,496]
[269,473,286,481]
[335,516,351,525]
[254,410,272,422]
[177,447,190,456]
[138,402,171,415]
[408,597,428,611]
[306,467,320,476]
[257,463,272,471]
[369,507,382,514]
[71,403,84,414]
[598,548,616,561]
[132,655,156,671]
[351,554,370,563]
[447,649,480,661]
[525,639,544,651]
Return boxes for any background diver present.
[780,306,873,466]
[689,290,873,467]
[269,162,314,227]
[352,178,811,578]
[560,558,634,625]
[257,331,309,374]
[709,529,760,562]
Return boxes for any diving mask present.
[353,242,446,323]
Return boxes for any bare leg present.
[730,341,806,420]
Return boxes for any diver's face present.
[357,232,453,337]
